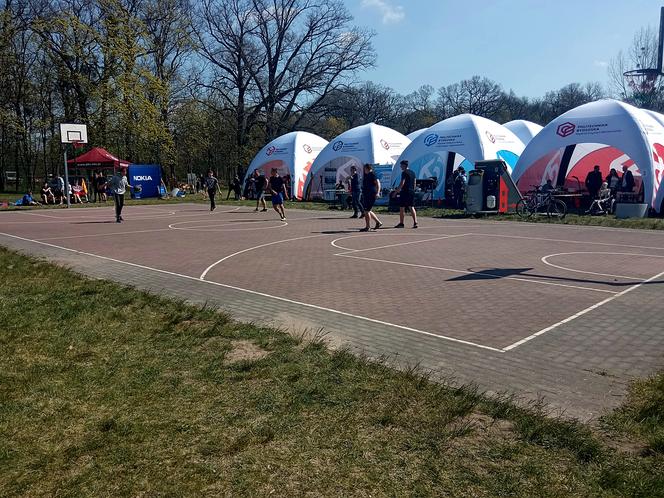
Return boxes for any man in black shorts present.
[254,170,268,212]
[394,160,418,228]
[268,168,288,220]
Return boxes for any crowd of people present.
[22,171,112,206]
[9,161,647,227]
[584,165,636,199]
[14,168,135,223]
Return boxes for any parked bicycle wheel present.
[547,199,567,220]
[516,198,533,218]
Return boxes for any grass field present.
[2,190,664,230]
[0,247,663,496]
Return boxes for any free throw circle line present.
[541,252,664,281]
[199,234,327,280]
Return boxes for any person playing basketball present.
[204,169,221,212]
[254,170,268,212]
[394,160,418,229]
[108,167,133,223]
[360,164,383,232]
[268,168,289,220]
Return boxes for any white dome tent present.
[644,110,664,212]
[244,131,328,200]
[407,128,428,141]
[511,99,664,212]
[503,120,543,146]
[390,114,525,200]
[305,123,410,200]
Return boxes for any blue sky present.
[347,0,658,97]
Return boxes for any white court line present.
[0,231,503,353]
[0,207,242,224]
[336,253,619,295]
[541,252,664,281]
[502,268,664,351]
[331,233,470,255]
[199,234,327,280]
[170,221,288,232]
[469,232,664,252]
[169,218,286,229]
[37,228,174,241]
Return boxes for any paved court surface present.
[1,203,663,419]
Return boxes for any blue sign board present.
[128,164,161,198]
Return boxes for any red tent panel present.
[67,147,130,169]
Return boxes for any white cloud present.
[361,0,405,25]
[594,60,609,68]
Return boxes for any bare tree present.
[399,84,437,131]
[196,0,375,160]
[314,82,400,129]
[530,82,604,124]
[436,76,504,120]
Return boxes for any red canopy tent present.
[67,147,130,170]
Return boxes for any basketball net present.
[623,69,659,95]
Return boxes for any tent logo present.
[423,133,439,147]
[485,131,496,143]
[266,146,277,156]
[556,122,576,138]
[380,139,390,150]
[332,140,344,151]
[133,175,152,181]
[303,144,312,153]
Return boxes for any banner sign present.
[128,164,161,198]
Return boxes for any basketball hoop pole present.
[63,145,71,208]
[59,123,88,208]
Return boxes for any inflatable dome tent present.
[511,99,664,211]
[643,110,664,212]
[391,114,525,200]
[407,128,428,141]
[244,131,328,200]
[305,123,410,200]
[503,120,543,146]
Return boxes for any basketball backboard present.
[59,123,88,144]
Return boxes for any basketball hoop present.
[623,68,661,94]
[59,123,88,208]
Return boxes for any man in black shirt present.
[204,169,221,211]
[394,160,418,228]
[268,168,289,220]
[585,165,603,199]
[254,170,268,212]
[348,165,363,218]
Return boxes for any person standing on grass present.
[56,175,65,204]
[348,165,363,218]
[108,167,133,223]
[254,170,268,212]
[268,168,289,220]
[394,160,418,229]
[204,169,221,212]
[360,164,382,232]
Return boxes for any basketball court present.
[1,203,663,417]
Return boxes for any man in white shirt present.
[108,167,133,222]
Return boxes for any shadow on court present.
[448,267,664,288]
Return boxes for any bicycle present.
[516,185,567,220]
